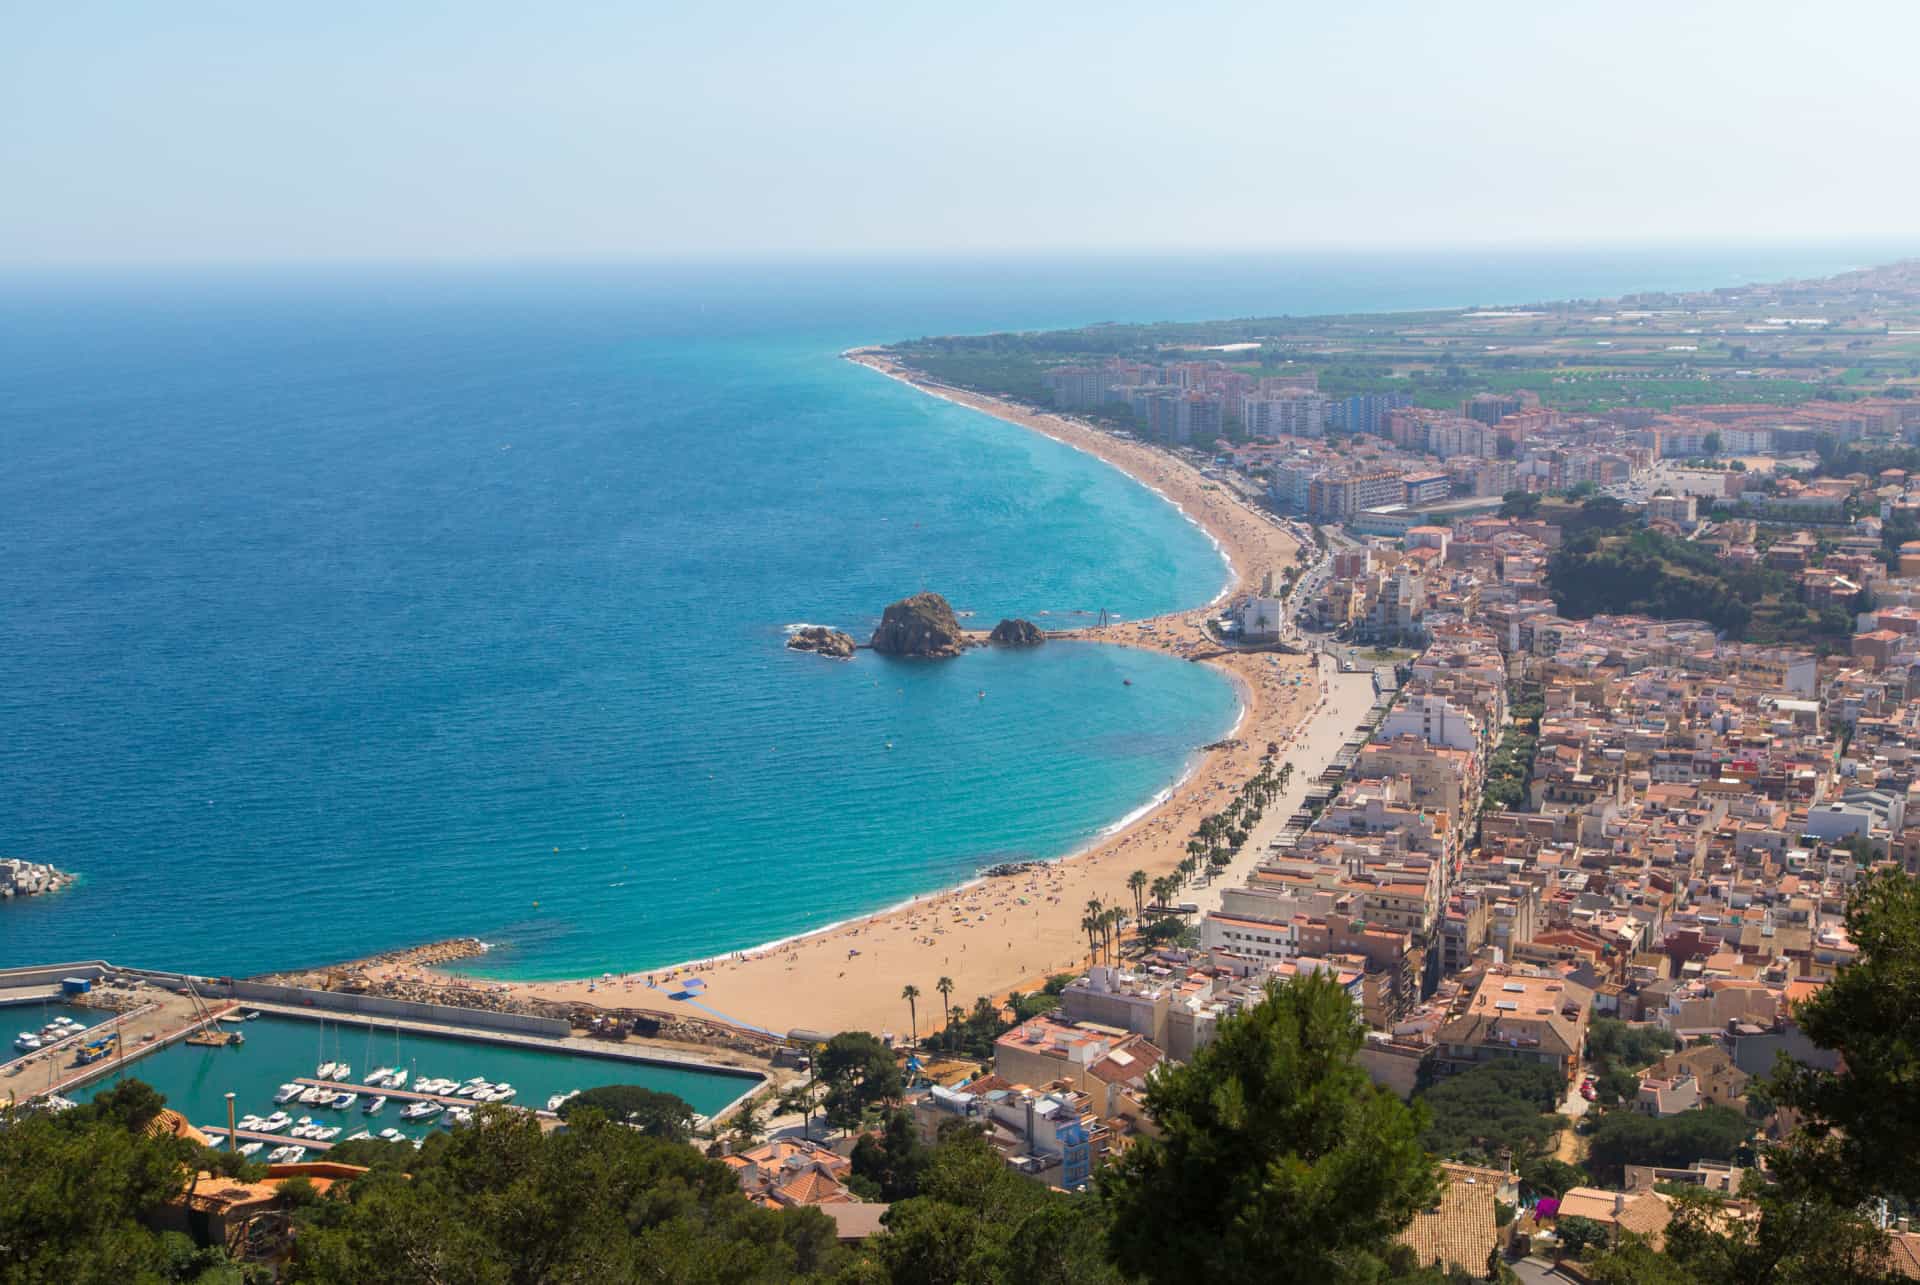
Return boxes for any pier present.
[290,1076,548,1115]
[197,1124,335,1153]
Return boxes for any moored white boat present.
[364,1095,387,1115]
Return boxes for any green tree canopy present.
[288,1107,847,1283]
[1417,1061,1565,1165]
[1103,972,1441,1283]
[1773,868,1920,1205]
[819,1031,904,1134]
[556,1084,697,1142]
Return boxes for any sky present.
[4,0,1919,264]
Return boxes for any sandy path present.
[433,353,1345,1038]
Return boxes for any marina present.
[67,1007,759,1143]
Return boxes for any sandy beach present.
[422,351,1354,1037]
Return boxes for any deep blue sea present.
[0,246,1898,979]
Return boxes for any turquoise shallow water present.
[68,1012,756,1131]
[0,248,1898,980]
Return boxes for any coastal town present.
[16,260,1920,1280]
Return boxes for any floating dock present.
[197,1124,335,1152]
[291,1077,547,1114]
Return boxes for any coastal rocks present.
[0,858,75,900]
[870,592,968,658]
[786,626,857,660]
[988,618,1045,647]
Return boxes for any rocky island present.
[786,625,857,660]
[988,618,1045,646]
[870,591,968,658]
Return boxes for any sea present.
[0,246,1897,981]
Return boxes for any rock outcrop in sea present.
[870,592,967,658]
[988,618,1045,647]
[786,626,857,660]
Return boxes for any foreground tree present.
[1772,867,1920,1205]
[0,1090,201,1282]
[874,1129,1123,1285]
[1103,972,1441,1283]
[289,1107,847,1283]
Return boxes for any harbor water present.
[67,1011,758,1140]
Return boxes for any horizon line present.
[1,237,1916,275]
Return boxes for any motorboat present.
[13,1034,41,1052]
[365,1067,395,1087]
[299,1085,332,1105]
[331,1064,351,1082]
[442,1106,472,1127]
[311,1125,341,1141]
[273,1083,302,1105]
[376,1128,406,1143]
[331,1092,357,1111]
[237,1114,267,1130]
[486,1085,515,1103]
[364,1095,387,1115]
[386,1069,408,1090]
[238,1142,263,1157]
[258,1112,292,1133]
[267,1145,305,1164]
[546,1090,580,1112]
[400,1100,442,1120]
[344,1129,372,1142]
[316,1062,339,1080]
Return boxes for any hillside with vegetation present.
[12,873,1920,1285]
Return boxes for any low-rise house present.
[1435,970,1592,1084]
[723,1139,859,1209]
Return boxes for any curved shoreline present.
[421,350,1320,1035]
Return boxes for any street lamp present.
[225,1091,237,1152]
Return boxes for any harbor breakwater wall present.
[199,979,571,1041]
[0,961,566,1041]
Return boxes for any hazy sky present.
[5,0,1918,264]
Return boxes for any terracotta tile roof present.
[1397,1163,1499,1272]
[775,1170,853,1206]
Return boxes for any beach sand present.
[423,352,1352,1038]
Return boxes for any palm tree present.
[1127,869,1147,918]
[1103,906,1124,962]
[1081,913,1101,959]
[730,1098,766,1149]
[901,984,921,1047]
[1151,875,1174,908]
[936,976,955,1030]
